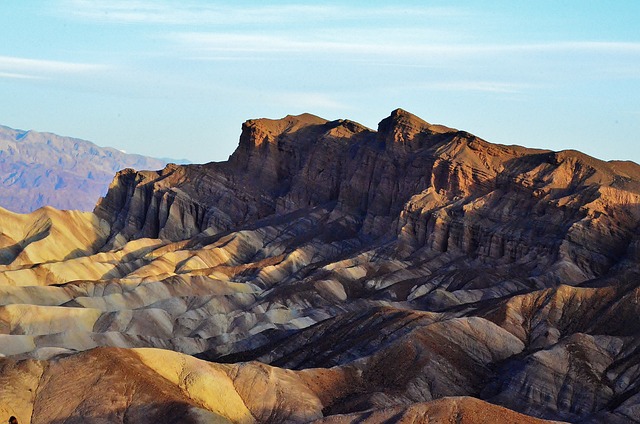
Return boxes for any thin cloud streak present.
[61,0,463,26]
[274,92,349,111]
[0,55,108,75]
[0,72,45,80]
[418,81,531,94]
[62,0,345,25]
[171,33,640,58]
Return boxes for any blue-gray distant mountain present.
[0,124,183,213]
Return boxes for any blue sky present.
[1,1,639,163]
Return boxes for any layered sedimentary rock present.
[2,110,640,423]
[312,396,562,424]
[0,347,560,424]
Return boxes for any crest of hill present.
[245,112,329,134]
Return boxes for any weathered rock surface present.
[95,109,640,290]
[312,396,563,424]
[0,347,563,424]
[2,110,640,422]
[0,124,173,213]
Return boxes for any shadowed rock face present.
[95,108,640,288]
[2,109,640,423]
[311,396,563,424]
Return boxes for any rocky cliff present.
[95,108,640,291]
[2,110,640,423]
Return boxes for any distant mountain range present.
[0,124,188,213]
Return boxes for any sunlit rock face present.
[3,110,640,423]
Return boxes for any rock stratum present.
[0,124,174,213]
[1,109,640,423]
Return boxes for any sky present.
[1,1,639,164]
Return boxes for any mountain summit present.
[1,110,640,423]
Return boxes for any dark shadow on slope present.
[42,401,212,424]
[0,218,51,265]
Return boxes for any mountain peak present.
[385,108,454,133]
[389,107,425,121]
[377,108,456,150]
[242,113,328,139]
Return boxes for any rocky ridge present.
[1,110,640,423]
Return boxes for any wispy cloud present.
[418,81,531,94]
[520,41,640,54]
[170,33,366,54]
[60,0,462,26]
[64,1,237,25]
[169,32,640,58]
[0,55,108,78]
[273,92,348,110]
[60,2,640,70]
[0,71,45,80]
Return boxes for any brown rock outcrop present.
[312,396,563,424]
[0,347,564,424]
[95,109,640,291]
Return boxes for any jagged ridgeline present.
[2,109,640,423]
